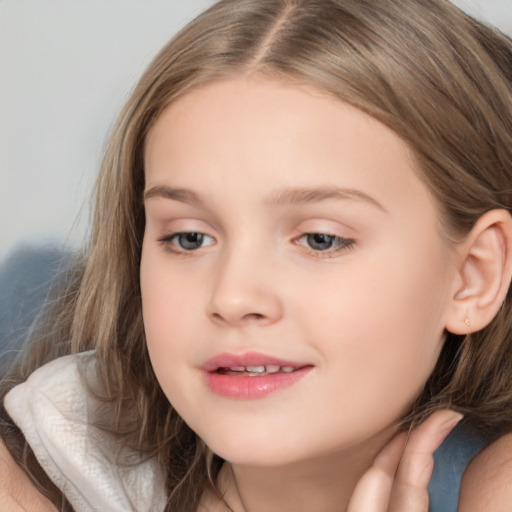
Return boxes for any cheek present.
[139,249,201,394]
[141,246,200,345]
[294,241,451,411]
[140,243,238,424]
[141,282,201,414]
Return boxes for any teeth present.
[245,365,266,373]
[221,364,298,374]
[226,365,296,374]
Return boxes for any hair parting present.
[2,1,512,509]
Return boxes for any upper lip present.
[201,351,310,372]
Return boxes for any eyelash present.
[157,232,215,253]
[294,233,355,257]
[157,231,355,257]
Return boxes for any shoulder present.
[458,431,512,511]
[0,441,58,512]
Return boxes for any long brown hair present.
[2,0,512,510]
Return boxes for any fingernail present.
[430,412,464,452]
[439,412,464,436]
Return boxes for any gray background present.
[1,0,512,260]
[0,0,511,362]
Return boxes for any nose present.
[206,249,284,327]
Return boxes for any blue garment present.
[5,349,491,511]
[428,424,489,512]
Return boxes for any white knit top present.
[4,352,167,512]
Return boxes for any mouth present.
[202,352,313,399]
[215,364,301,376]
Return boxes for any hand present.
[347,409,463,512]
[0,440,58,512]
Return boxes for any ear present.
[445,209,512,335]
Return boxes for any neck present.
[213,427,395,512]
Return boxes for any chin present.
[201,426,351,470]
[213,444,304,468]
[198,427,305,467]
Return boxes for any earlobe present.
[445,209,512,335]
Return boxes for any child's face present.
[141,76,459,466]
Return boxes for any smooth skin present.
[3,415,512,511]
[141,76,512,511]
[3,76,512,511]
[0,441,57,512]
[0,414,457,512]
[197,409,463,512]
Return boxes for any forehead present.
[144,75,436,220]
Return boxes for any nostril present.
[207,289,283,326]
[209,310,268,326]
[243,313,265,321]
[211,312,225,322]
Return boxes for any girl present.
[2,0,512,510]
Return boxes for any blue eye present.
[306,233,336,251]
[176,233,205,250]
[159,232,214,251]
[298,233,354,253]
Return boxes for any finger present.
[347,431,409,512]
[347,410,463,512]
[388,409,463,512]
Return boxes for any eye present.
[296,233,354,253]
[159,232,215,252]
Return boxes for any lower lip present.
[205,367,312,399]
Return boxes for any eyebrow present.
[267,186,387,212]
[144,185,201,204]
[144,184,387,212]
